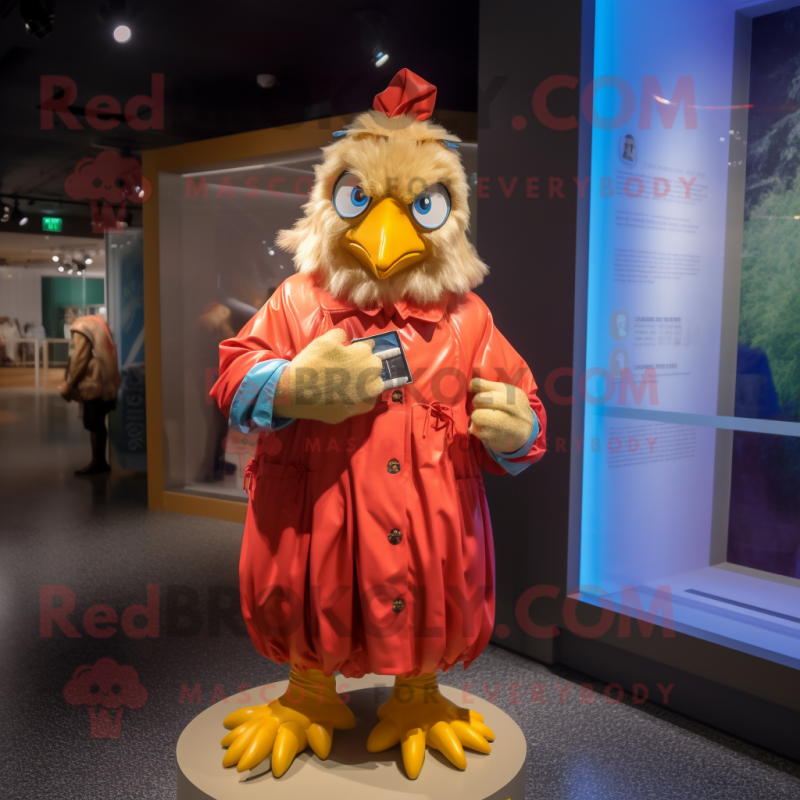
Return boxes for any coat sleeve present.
[209,278,319,420]
[468,302,547,476]
[66,331,92,387]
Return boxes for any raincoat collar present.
[317,286,451,323]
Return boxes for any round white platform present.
[177,674,527,800]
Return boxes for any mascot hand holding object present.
[211,68,546,781]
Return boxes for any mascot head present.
[277,68,487,308]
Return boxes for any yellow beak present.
[342,197,426,280]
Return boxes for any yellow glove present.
[468,377,534,454]
[274,328,385,425]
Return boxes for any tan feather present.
[277,110,488,308]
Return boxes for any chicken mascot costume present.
[211,68,546,781]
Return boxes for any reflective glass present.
[578,0,800,667]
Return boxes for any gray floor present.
[1,387,799,799]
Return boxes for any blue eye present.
[414,195,432,215]
[333,172,371,219]
[351,186,368,207]
[410,183,450,229]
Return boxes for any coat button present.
[392,598,405,613]
[387,459,401,474]
[391,390,403,403]
[388,528,402,545]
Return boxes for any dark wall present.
[477,0,584,662]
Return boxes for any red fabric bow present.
[373,68,437,121]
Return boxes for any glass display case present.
[106,229,145,472]
[158,151,317,501]
[574,0,800,672]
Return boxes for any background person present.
[58,313,121,475]
[0,316,20,362]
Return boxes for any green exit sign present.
[42,217,63,233]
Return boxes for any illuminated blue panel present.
[578,0,800,666]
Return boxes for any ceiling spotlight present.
[67,268,73,275]
[57,265,64,272]
[1,205,10,223]
[52,255,59,262]
[113,24,131,42]
[85,256,93,265]
[373,51,389,67]
[10,202,29,226]
[20,0,55,39]
[76,269,84,276]
[268,249,275,256]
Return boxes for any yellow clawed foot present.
[366,673,495,780]
[220,669,354,777]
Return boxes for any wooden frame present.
[143,112,477,523]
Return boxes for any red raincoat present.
[212,273,546,678]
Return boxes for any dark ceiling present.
[0,0,480,231]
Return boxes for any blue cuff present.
[486,412,539,476]
[229,359,295,434]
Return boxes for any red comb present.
[373,68,437,121]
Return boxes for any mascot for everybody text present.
[211,68,546,780]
